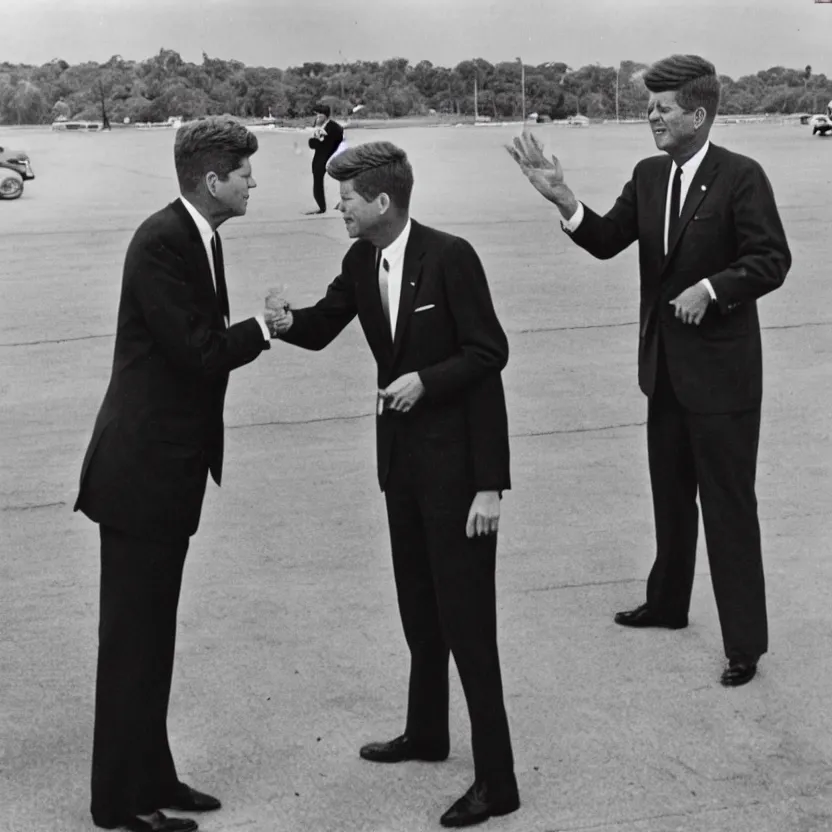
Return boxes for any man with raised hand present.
[508,54,791,688]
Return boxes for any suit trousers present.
[645,339,768,660]
[312,163,327,212]
[383,436,515,785]
[90,525,188,826]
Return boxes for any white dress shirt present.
[379,218,412,338]
[179,196,270,340]
[562,140,717,300]
[664,140,710,255]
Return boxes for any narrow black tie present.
[378,253,391,334]
[211,233,230,326]
[668,165,683,245]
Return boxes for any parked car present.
[0,145,35,199]
[809,114,832,136]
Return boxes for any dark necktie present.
[377,251,391,334]
[211,233,230,327]
[668,165,683,244]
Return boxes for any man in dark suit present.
[306,103,345,214]
[267,141,519,828]
[508,55,791,687]
[75,117,272,832]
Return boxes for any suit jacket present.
[308,120,344,168]
[75,198,269,542]
[280,220,511,493]
[569,143,791,413]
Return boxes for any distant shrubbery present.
[0,50,828,125]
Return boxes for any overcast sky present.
[9,0,831,79]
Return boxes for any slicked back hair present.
[174,117,258,193]
[327,141,414,212]
[644,54,721,119]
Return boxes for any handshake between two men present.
[263,286,426,413]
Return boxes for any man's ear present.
[693,107,707,130]
[378,193,391,215]
[205,171,218,196]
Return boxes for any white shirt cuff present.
[560,202,584,233]
[255,314,271,341]
[700,278,717,301]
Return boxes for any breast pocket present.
[691,210,720,223]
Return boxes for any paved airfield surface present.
[1,121,831,831]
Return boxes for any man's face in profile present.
[212,157,256,218]
[338,179,380,239]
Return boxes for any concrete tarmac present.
[1,122,831,831]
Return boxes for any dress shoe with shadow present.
[721,657,758,687]
[123,811,198,832]
[165,783,221,812]
[614,603,688,630]
[359,734,449,763]
[440,780,520,828]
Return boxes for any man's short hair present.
[313,103,331,117]
[643,54,721,119]
[174,117,258,193]
[327,141,414,212]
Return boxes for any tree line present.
[1,50,829,126]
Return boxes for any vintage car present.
[0,144,35,199]
[809,114,832,136]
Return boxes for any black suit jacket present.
[280,220,511,493]
[75,199,269,541]
[569,143,791,413]
[308,120,344,168]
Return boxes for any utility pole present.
[474,73,478,121]
[338,50,347,117]
[615,62,620,123]
[517,57,526,122]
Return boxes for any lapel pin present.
[701,185,707,191]
[410,281,415,286]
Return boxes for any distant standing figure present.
[306,103,344,214]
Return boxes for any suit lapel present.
[391,221,426,364]
[170,198,223,324]
[661,146,721,272]
[650,157,673,270]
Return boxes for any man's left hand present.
[379,372,425,413]
[466,491,501,538]
[670,282,711,325]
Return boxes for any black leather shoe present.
[614,603,688,629]
[359,734,449,763]
[165,783,221,812]
[440,781,520,828]
[123,812,198,832]
[721,658,758,687]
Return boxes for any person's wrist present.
[556,191,578,218]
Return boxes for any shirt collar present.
[381,218,412,266]
[675,139,711,177]
[179,195,215,243]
